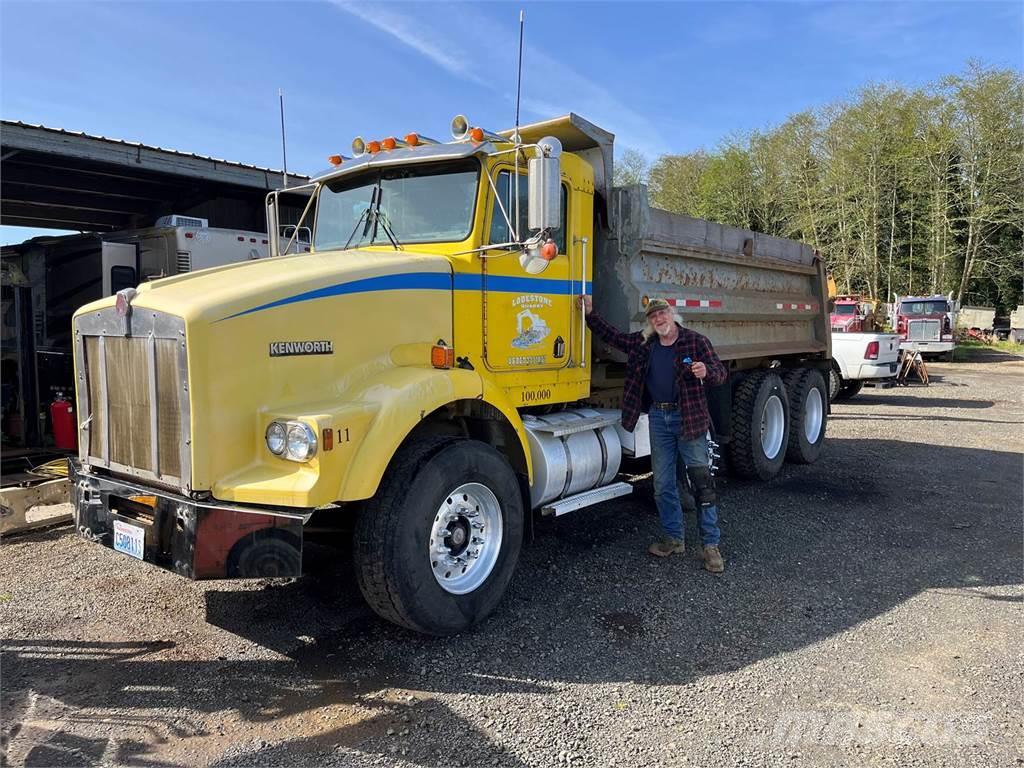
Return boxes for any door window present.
[488,171,568,253]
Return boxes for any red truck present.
[894,294,956,361]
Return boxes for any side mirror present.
[528,136,562,232]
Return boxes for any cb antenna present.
[513,9,524,240]
[279,88,289,189]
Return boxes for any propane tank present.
[50,393,77,450]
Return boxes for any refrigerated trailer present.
[69,113,831,635]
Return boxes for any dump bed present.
[592,185,830,364]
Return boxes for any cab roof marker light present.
[404,133,439,147]
[367,140,382,154]
[381,136,407,151]
[327,154,350,166]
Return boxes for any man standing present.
[578,295,728,573]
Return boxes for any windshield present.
[314,159,480,250]
[833,305,857,315]
[900,301,948,316]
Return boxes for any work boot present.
[702,545,725,574]
[648,536,685,558]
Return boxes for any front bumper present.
[900,340,954,353]
[70,460,304,580]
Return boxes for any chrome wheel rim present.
[760,394,785,460]
[804,387,824,443]
[430,482,503,595]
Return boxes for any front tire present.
[353,437,524,635]
[783,369,828,464]
[730,371,790,480]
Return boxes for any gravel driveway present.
[3,354,1022,767]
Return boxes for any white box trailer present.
[956,306,996,332]
[0,218,306,448]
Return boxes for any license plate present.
[113,519,145,560]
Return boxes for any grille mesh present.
[908,320,940,342]
[84,334,183,480]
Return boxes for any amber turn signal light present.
[431,344,455,369]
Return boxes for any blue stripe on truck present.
[219,272,593,321]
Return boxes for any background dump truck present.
[69,114,830,635]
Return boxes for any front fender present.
[337,368,532,501]
[212,367,534,508]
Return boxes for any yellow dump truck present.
[70,114,830,634]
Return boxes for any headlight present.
[266,422,287,455]
[265,420,317,462]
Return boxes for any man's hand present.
[577,295,593,315]
[691,361,707,380]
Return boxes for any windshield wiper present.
[368,182,401,250]
[374,210,401,250]
[342,184,379,251]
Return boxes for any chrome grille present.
[908,319,940,342]
[75,308,189,491]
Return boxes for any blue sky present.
[2,0,1021,244]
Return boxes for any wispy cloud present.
[329,1,668,156]
[331,2,490,89]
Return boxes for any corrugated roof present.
[1,120,309,180]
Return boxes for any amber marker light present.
[641,295,650,307]
[541,239,558,261]
[469,126,485,143]
[431,343,455,369]
[367,140,382,154]
[405,132,421,147]
[328,154,343,166]
[322,428,334,451]
[382,136,397,151]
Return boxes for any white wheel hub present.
[429,482,503,595]
[760,393,785,460]
[804,387,824,442]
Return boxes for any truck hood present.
[79,248,453,322]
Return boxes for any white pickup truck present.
[829,332,901,401]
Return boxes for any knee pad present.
[686,465,717,507]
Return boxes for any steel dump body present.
[592,186,830,365]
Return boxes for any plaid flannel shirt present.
[586,311,728,439]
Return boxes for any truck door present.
[100,242,138,295]
[481,169,577,372]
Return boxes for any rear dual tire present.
[782,368,828,464]
[730,371,789,480]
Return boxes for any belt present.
[652,402,678,410]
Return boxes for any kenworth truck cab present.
[71,114,831,635]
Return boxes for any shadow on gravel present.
[837,394,995,409]
[5,441,1022,767]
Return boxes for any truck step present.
[541,482,633,517]
[523,413,622,438]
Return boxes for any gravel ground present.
[3,353,1023,767]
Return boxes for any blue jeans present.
[648,408,721,546]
